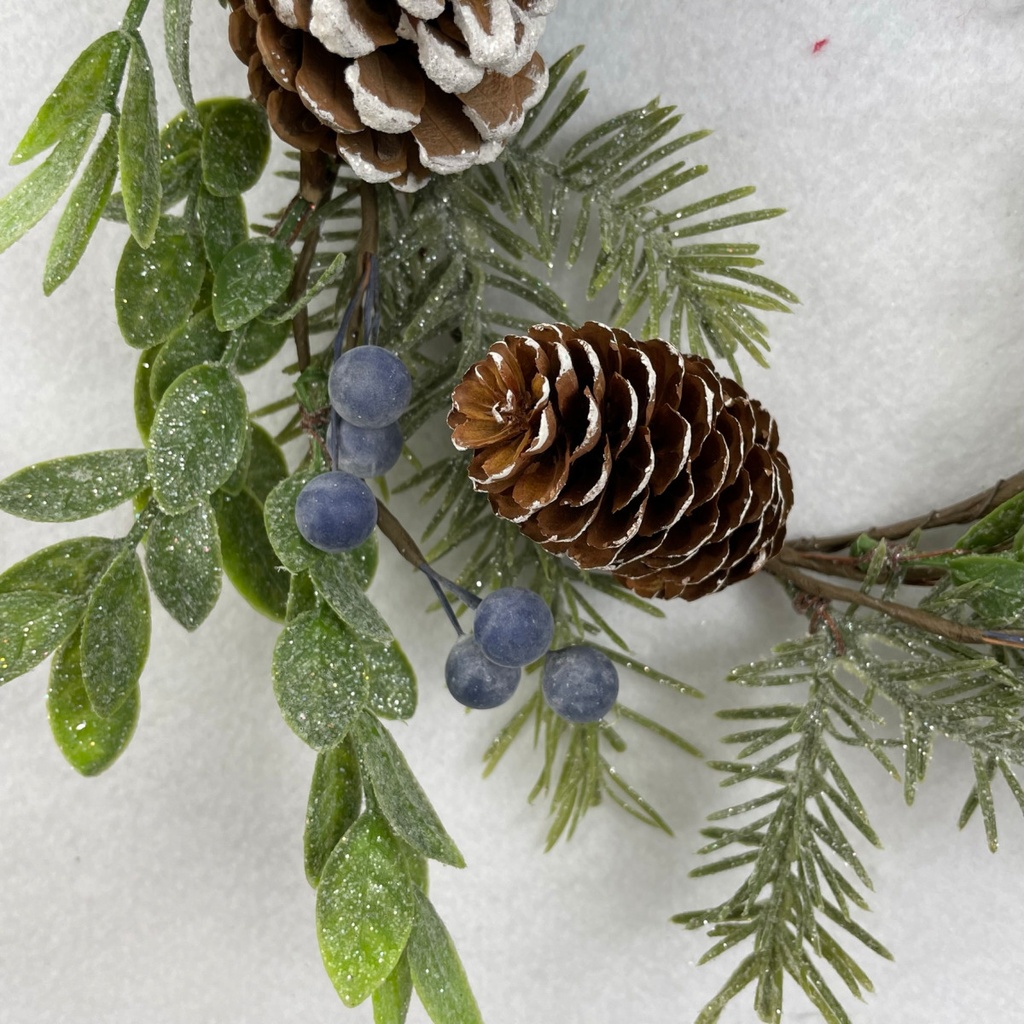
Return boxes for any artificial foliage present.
[1,3,1022,1023]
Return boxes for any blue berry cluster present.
[444,586,619,723]
[294,346,411,554]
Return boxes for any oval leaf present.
[164,0,196,118]
[81,547,151,717]
[115,217,205,349]
[212,237,296,331]
[197,186,248,270]
[305,738,363,887]
[245,424,288,504]
[43,119,120,294]
[948,554,1024,626]
[145,501,222,630]
[211,489,288,621]
[135,348,160,443]
[373,954,413,1024]
[310,555,393,646]
[119,32,162,248]
[316,811,416,1008]
[265,467,321,573]
[148,364,248,513]
[48,629,138,775]
[957,491,1024,553]
[235,315,290,374]
[149,307,229,403]
[0,114,99,256]
[0,536,121,597]
[0,591,84,686]
[0,450,148,523]
[363,638,416,721]
[12,31,128,164]
[272,609,368,750]
[353,714,462,867]
[201,100,270,197]
[406,888,484,1024]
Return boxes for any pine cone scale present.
[449,322,793,600]
[227,0,555,189]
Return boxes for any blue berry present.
[445,635,521,709]
[328,417,403,478]
[294,471,378,553]
[329,346,412,428]
[473,587,554,667]
[541,645,619,723]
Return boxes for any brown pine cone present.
[448,322,794,600]
[226,0,553,191]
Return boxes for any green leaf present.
[0,536,121,597]
[373,953,413,1024]
[264,467,321,573]
[948,554,1024,625]
[164,0,196,118]
[272,609,368,749]
[197,186,248,269]
[12,31,128,164]
[80,547,150,717]
[957,491,1024,552]
[310,555,393,646]
[305,737,363,887]
[363,637,417,720]
[0,114,100,256]
[316,811,416,1007]
[48,628,138,775]
[134,347,160,443]
[353,713,463,868]
[0,450,148,523]
[406,887,484,1024]
[119,32,162,248]
[234,316,291,374]
[245,424,288,504]
[261,248,347,324]
[115,217,205,348]
[0,591,84,685]
[287,570,318,621]
[212,237,296,331]
[201,100,270,197]
[219,425,254,496]
[148,363,248,513]
[145,501,222,630]
[43,118,120,294]
[148,308,229,403]
[211,489,289,622]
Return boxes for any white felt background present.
[2,1,1024,1022]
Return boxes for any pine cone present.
[226,0,553,192]
[448,322,794,600]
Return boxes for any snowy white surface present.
[2,2,1024,1022]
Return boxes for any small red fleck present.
[812,37,829,54]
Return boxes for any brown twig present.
[776,545,946,587]
[765,558,1012,647]
[787,469,1024,553]
[374,498,428,570]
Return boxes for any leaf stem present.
[788,469,1024,553]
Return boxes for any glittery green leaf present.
[956,491,1024,553]
[145,501,222,631]
[947,554,1024,626]
[211,488,288,622]
[80,547,150,717]
[264,467,321,573]
[0,450,148,523]
[353,713,462,868]
[115,216,205,349]
[406,887,484,1024]
[201,100,270,197]
[244,425,288,504]
[148,363,248,513]
[197,186,247,270]
[305,737,363,887]
[11,31,127,164]
[0,591,84,686]
[310,555,393,646]
[119,32,162,248]
[212,237,296,331]
[234,316,291,374]
[134,348,160,444]
[148,308,229,403]
[362,638,416,721]
[372,953,413,1024]
[272,609,368,750]
[48,628,139,775]
[0,537,121,598]
[163,0,195,119]
[316,810,415,1007]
